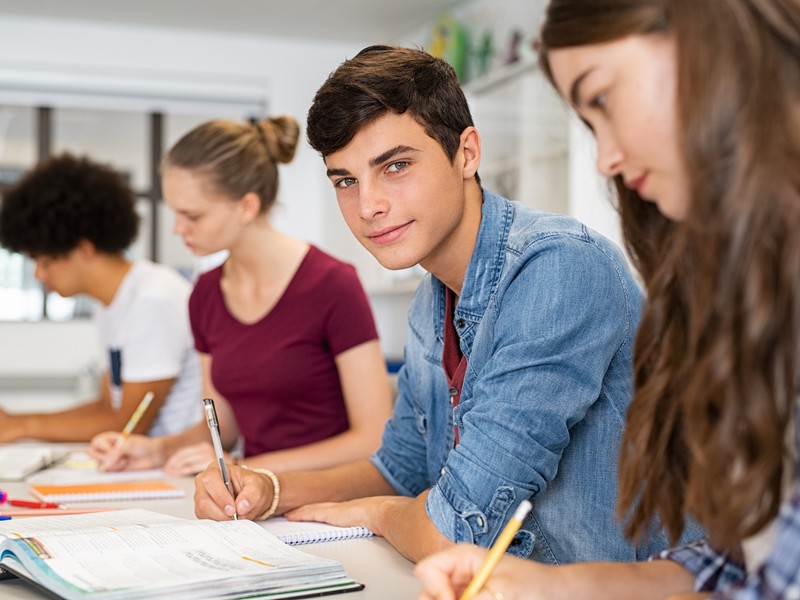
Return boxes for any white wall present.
[567,115,623,250]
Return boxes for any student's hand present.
[88,432,166,471]
[285,496,390,535]
[163,442,229,477]
[415,544,535,600]
[194,462,274,521]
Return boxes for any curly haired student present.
[0,153,201,441]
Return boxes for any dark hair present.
[163,116,300,214]
[306,45,476,166]
[0,153,139,257]
[541,0,800,552]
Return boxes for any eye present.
[386,161,409,173]
[334,177,357,189]
[589,92,607,110]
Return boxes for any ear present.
[459,126,481,180]
[75,238,98,260]
[238,192,262,225]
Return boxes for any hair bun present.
[256,116,300,164]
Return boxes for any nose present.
[595,130,624,178]
[173,214,187,236]
[357,180,389,220]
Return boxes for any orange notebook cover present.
[29,481,185,503]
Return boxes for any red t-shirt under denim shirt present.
[189,246,379,457]
[442,288,468,447]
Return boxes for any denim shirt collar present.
[431,189,512,351]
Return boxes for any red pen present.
[8,499,61,509]
[0,491,62,509]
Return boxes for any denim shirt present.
[372,190,697,564]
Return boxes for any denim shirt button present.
[448,386,459,397]
[440,468,446,476]
[456,319,465,329]
[476,516,485,527]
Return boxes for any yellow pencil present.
[119,391,155,440]
[459,500,533,600]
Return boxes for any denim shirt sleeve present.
[658,479,800,598]
[426,232,639,550]
[370,353,434,497]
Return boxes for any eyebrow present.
[326,144,418,179]
[569,67,595,107]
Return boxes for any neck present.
[225,219,307,284]
[86,254,133,305]
[421,181,483,296]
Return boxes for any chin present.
[371,253,419,272]
[655,201,689,222]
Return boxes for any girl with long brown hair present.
[415,0,800,598]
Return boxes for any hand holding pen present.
[458,500,533,600]
[203,398,238,520]
[98,391,154,471]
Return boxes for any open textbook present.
[0,509,363,599]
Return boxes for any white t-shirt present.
[93,260,202,436]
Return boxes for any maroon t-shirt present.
[189,246,379,457]
[442,289,468,447]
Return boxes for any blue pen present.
[0,516,11,521]
[109,348,122,411]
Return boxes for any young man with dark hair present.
[194,45,699,563]
[0,153,201,442]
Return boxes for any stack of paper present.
[0,444,65,481]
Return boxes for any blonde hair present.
[163,116,300,213]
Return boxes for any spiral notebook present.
[29,480,185,503]
[262,517,374,546]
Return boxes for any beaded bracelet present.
[244,466,281,520]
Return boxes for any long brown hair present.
[541,0,800,551]
[163,116,299,214]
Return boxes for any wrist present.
[153,436,171,467]
[243,466,280,520]
[16,414,34,441]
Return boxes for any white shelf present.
[462,57,538,96]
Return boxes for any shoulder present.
[486,208,642,324]
[305,246,357,276]
[300,246,362,291]
[129,260,192,303]
[508,207,633,284]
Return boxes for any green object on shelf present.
[428,15,470,82]
[475,30,493,77]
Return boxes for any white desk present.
[0,474,419,599]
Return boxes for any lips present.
[625,174,648,196]
[366,222,412,245]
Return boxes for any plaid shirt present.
[658,480,800,598]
